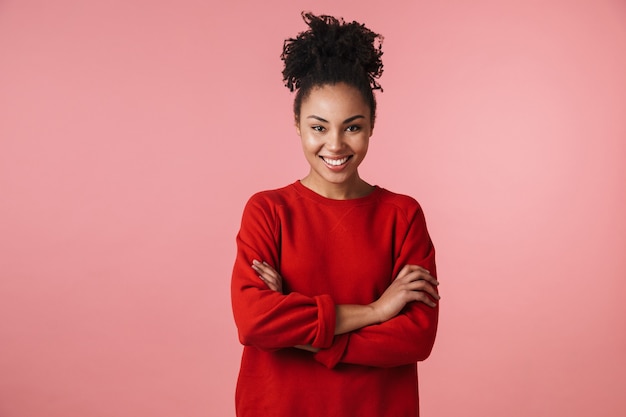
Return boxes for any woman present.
[231,12,440,417]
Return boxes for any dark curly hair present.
[281,12,384,126]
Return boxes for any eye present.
[312,125,326,132]
[346,125,361,132]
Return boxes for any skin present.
[251,82,440,351]
[296,82,374,200]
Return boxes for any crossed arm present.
[251,259,440,352]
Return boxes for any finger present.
[396,264,412,280]
[410,291,438,308]
[402,264,430,274]
[251,261,283,293]
[266,281,280,292]
[406,280,440,300]
[404,269,439,286]
[252,264,277,284]
[263,279,280,292]
[405,287,438,307]
[257,271,280,287]
[253,259,274,271]
[257,273,281,291]
[252,260,279,278]
[396,264,432,281]
[251,263,270,278]
[261,261,280,279]
[252,263,271,276]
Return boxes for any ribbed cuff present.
[310,294,336,349]
[314,333,349,369]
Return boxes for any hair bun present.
[281,12,384,92]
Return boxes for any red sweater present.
[231,181,438,417]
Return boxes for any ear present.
[295,118,301,136]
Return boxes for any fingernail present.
[252,260,260,265]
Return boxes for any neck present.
[300,174,373,200]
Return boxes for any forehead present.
[301,83,370,119]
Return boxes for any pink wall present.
[1,1,625,416]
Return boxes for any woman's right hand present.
[251,259,283,293]
[370,264,440,323]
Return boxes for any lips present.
[320,155,352,166]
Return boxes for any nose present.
[325,129,344,152]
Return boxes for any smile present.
[320,156,352,166]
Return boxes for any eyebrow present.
[306,115,366,124]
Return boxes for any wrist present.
[368,302,384,324]
[335,304,382,335]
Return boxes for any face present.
[296,82,373,198]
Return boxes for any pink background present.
[1,0,625,416]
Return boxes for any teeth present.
[322,156,349,166]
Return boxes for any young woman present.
[231,13,440,417]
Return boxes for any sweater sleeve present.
[231,194,337,351]
[314,203,438,368]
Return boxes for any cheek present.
[300,135,320,153]
[356,137,370,155]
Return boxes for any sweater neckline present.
[292,180,382,206]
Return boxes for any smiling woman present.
[231,12,439,417]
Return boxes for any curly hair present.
[281,12,384,125]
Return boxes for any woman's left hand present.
[252,260,318,352]
[251,260,283,293]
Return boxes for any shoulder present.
[245,182,299,208]
[375,188,433,245]
[241,182,302,221]
[238,184,300,234]
[375,187,424,219]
